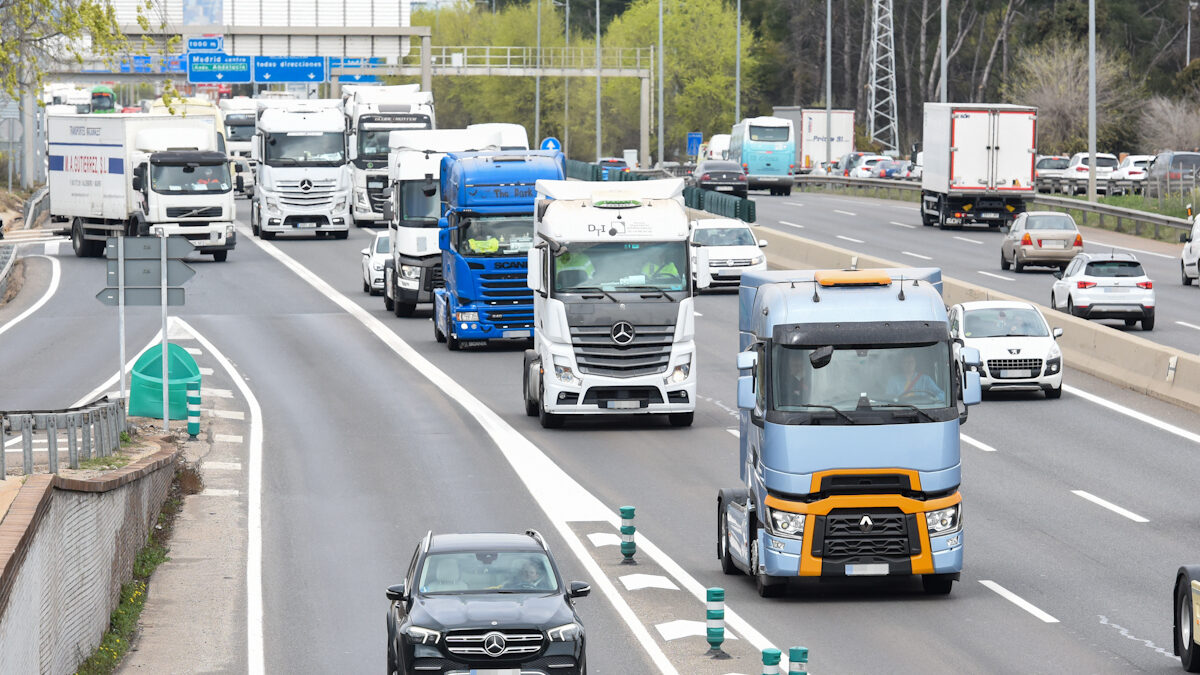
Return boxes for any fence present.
[564,160,756,222]
[0,398,127,476]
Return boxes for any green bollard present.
[762,647,782,675]
[619,506,636,563]
[789,646,809,674]
[705,587,730,657]
[186,382,201,439]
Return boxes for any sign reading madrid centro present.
[187,53,251,83]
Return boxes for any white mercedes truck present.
[250,102,352,240]
[381,128,501,317]
[521,178,711,428]
[346,87,436,226]
[48,113,237,261]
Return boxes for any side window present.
[754,345,766,412]
[406,547,422,588]
[949,308,960,337]
[1066,259,1081,277]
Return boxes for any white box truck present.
[920,102,1037,229]
[48,113,238,260]
[799,108,855,173]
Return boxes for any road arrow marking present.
[619,574,679,592]
[654,620,737,642]
[586,532,621,548]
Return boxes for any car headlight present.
[925,505,961,535]
[751,254,766,265]
[665,356,692,384]
[1048,343,1061,359]
[400,264,422,280]
[405,625,441,645]
[372,261,384,271]
[547,622,581,642]
[767,507,805,538]
[454,311,479,322]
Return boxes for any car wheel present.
[1000,250,1010,271]
[363,278,370,293]
[1045,383,1062,399]
[1179,575,1200,672]
[922,574,955,595]
[1067,297,1079,317]
[1013,256,1025,273]
[1050,292,1058,310]
[717,497,738,575]
[1142,314,1155,331]
[387,637,398,675]
[1184,262,1194,286]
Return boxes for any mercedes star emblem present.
[482,631,507,657]
[299,179,313,192]
[858,515,874,533]
[610,321,635,346]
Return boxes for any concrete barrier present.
[745,224,1200,413]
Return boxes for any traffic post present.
[187,381,201,440]
[619,506,637,564]
[788,647,809,675]
[761,648,782,675]
[705,587,730,658]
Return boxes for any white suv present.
[1051,253,1156,330]
[1183,218,1200,285]
[948,301,1064,399]
[1063,152,1119,195]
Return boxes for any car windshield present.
[150,163,231,194]
[963,308,1048,338]
[1026,215,1076,230]
[1084,260,1146,277]
[748,125,789,142]
[772,343,951,412]
[374,236,390,254]
[1171,155,1200,171]
[397,180,440,226]
[1038,158,1069,170]
[263,131,345,166]
[553,241,688,293]
[693,227,756,247]
[457,216,534,257]
[418,551,558,594]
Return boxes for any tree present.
[0,0,134,99]
[1140,96,1200,152]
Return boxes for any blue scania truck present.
[433,150,565,349]
[716,268,982,597]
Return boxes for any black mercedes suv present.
[386,530,590,675]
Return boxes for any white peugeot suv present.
[949,301,1064,399]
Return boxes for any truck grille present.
[479,273,533,328]
[367,186,390,213]
[166,206,222,218]
[275,178,337,207]
[818,509,912,561]
[570,323,675,378]
[444,629,543,658]
[986,358,1043,377]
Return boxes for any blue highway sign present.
[187,53,251,83]
[329,57,384,83]
[540,137,561,151]
[187,37,223,51]
[254,56,326,83]
[687,132,703,157]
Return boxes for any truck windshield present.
[358,122,430,159]
[263,132,345,166]
[457,216,535,257]
[150,163,232,194]
[397,180,440,226]
[772,343,951,414]
[225,116,256,141]
[553,241,688,293]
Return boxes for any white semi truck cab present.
[348,97,434,226]
[219,97,258,158]
[521,178,711,428]
[250,104,351,240]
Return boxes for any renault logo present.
[299,179,313,192]
[610,321,635,346]
[858,515,874,532]
[482,631,507,657]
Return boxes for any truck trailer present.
[920,102,1037,229]
[48,113,238,261]
[716,268,981,596]
[771,106,855,174]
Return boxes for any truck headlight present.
[454,311,479,322]
[265,198,280,214]
[547,622,581,642]
[665,356,692,384]
[552,356,581,385]
[400,265,422,280]
[225,225,234,237]
[356,189,369,205]
[334,197,347,211]
[925,505,961,535]
[405,625,441,645]
[767,508,805,538]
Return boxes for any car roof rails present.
[525,529,549,552]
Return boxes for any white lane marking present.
[1064,384,1200,445]
[1176,320,1200,331]
[693,312,703,317]
[726,428,739,438]
[1098,614,1178,660]
[778,220,804,229]
[979,580,1060,623]
[214,434,244,444]
[1070,490,1149,523]
[902,251,933,260]
[205,462,243,471]
[199,367,215,376]
[586,532,621,548]
[239,225,680,674]
[961,434,997,452]
[201,388,234,399]
[184,347,203,356]
[1084,241,1174,260]
[655,620,737,642]
[72,331,165,407]
[836,235,864,244]
[889,221,916,229]
[45,241,62,256]
[205,409,246,420]
[786,201,805,207]
[978,270,1015,282]
[173,318,265,675]
[620,574,680,592]
[0,256,60,339]
[954,236,983,245]
[833,209,857,216]
[201,488,241,497]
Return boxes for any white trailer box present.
[799,109,855,171]
[920,102,1037,229]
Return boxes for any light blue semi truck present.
[717,268,982,596]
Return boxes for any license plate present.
[715,186,733,191]
[606,400,642,410]
[999,369,1033,378]
[368,181,384,189]
[1105,287,1129,293]
[502,330,531,338]
[295,221,318,229]
[981,212,1000,219]
[846,564,889,576]
[1042,240,1066,248]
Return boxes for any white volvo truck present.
[346,87,436,226]
[48,113,238,260]
[522,178,710,428]
[250,103,352,240]
[381,128,501,317]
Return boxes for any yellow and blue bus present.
[728,116,795,196]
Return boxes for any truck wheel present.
[71,219,100,257]
[751,540,785,598]
[212,250,228,262]
[782,185,792,196]
[1184,262,1194,286]
[922,574,955,595]
[433,315,446,343]
[717,497,738,575]
[393,301,415,318]
[538,379,562,429]
[1178,573,1200,672]
[250,206,260,236]
[668,412,694,427]
[523,354,539,417]
[446,310,461,351]
[383,270,395,312]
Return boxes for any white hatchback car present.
[949,301,1064,398]
[1064,152,1119,194]
[1051,253,1156,330]
[850,155,890,178]
[689,218,767,286]
[1109,154,1154,193]
[361,231,390,295]
[1182,217,1200,285]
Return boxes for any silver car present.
[1000,212,1083,272]
[1050,252,1155,330]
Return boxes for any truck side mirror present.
[236,175,245,192]
[382,201,394,222]
[131,176,143,191]
[693,246,711,290]
[422,173,437,197]
[347,134,357,160]
[962,370,982,408]
[737,375,755,410]
[736,350,757,370]
[527,248,545,296]
[1181,232,1192,243]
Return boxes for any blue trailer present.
[433,150,565,349]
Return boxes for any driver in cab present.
[884,352,944,402]
[640,247,681,281]
[502,557,551,591]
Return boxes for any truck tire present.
[250,205,260,237]
[751,538,785,598]
[71,219,101,258]
[1176,568,1200,672]
[523,353,539,417]
[538,379,562,429]
[446,309,461,351]
[716,494,739,575]
[922,574,955,595]
[393,301,415,318]
[383,269,395,312]
[212,250,228,262]
[433,314,446,343]
[668,412,694,427]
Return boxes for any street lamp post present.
[1189,2,1198,66]
[1087,0,1097,201]
[734,0,741,123]
[825,0,832,173]
[564,0,570,158]
[535,0,542,145]
[595,0,601,162]
[940,0,947,102]
[657,0,663,168]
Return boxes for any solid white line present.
[977,270,1015,282]
[902,251,932,260]
[173,317,265,675]
[238,226,680,674]
[786,201,805,207]
[1071,489,1149,523]
[836,235,864,244]
[726,428,739,438]
[961,434,997,452]
[1064,384,1200,445]
[833,209,857,216]
[954,236,983,245]
[778,220,804,229]
[1084,241,1174,260]
[889,221,916,229]
[1176,320,1200,332]
[693,312,703,317]
[0,256,60,339]
[979,580,1060,623]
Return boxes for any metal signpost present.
[97,236,196,433]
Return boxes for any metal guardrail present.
[23,186,48,229]
[397,45,654,73]
[0,186,51,302]
[0,398,128,476]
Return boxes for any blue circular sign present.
[540,137,561,151]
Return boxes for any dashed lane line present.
[205,409,246,420]
[586,532,621,548]
[619,574,680,592]
[902,251,933,260]
[961,434,998,452]
[889,221,916,229]
[953,236,983,245]
[833,209,857,217]
[1063,384,1200,445]
[1176,320,1200,331]
[979,580,1060,623]
[836,235,864,244]
[214,434,244,444]
[1070,490,1149,523]
[778,220,804,229]
[978,270,1015,282]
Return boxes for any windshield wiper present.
[871,403,936,422]
[615,284,676,301]
[269,157,299,165]
[792,403,855,424]
[567,285,620,303]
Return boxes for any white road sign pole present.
[118,236,127,407]
[160,233,169,434]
